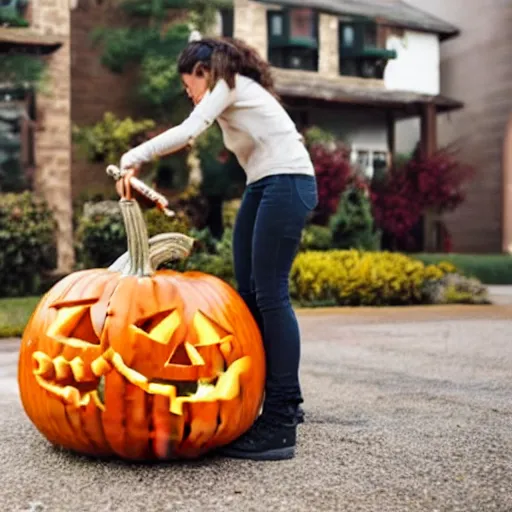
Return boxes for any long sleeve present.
[120,79,235,170]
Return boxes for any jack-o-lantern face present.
[18,200,265,461]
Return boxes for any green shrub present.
[72,112,155,164]
[0,192,57,297]
[300,224,333,251]
[222,199,241,229]
[413,253,512,285]
[329,186,381,251]
[75,201,191,269]
[303,126,336,148]
[175,228,236,288]
[422,273,490,305]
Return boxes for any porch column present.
[32,1,74,272]
[502,113,512,253]
[386,111,395,156]
[420,102,439,252]
[420,102,437,158]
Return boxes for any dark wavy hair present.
[177,36,278,98]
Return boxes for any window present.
[289,8,316,40]
[339,21,397,79]
[342,26,355,48]
[220,9,234,38]
[267,8,319,72]
[0,88,35,192]
[0,0,30,27]
[351,146,389,180]
[363,24,377,47]
[271,13,284,37]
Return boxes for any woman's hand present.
[115,165,140,199]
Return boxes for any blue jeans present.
[233,173,318,420]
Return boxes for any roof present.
[273,68,463,117]
[0,28,63,54]
[255,0,459,40]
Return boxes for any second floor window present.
[267,8,319,72]
[339,21,396,79]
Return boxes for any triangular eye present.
[193,311,231,346]
[47,303,101,347]
[136,309,181,345]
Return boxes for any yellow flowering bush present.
[290,250,458,306]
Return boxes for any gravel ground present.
[1,306,511,512]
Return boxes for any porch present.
[273,68,464,252]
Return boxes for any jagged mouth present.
[32,349,250,415]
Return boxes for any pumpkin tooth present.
[168,356,251,416]
[32,352,55,379]
[69,357,86,381]
[53,355,72,380]
[90,390,106,412]
[147,382,177,398]
[91,352,114,377]
[109,351,150,389]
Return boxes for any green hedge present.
[75,202,191,268]
[0,192,57,297]
[413,253,512,285]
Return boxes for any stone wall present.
[318,13,339,77]
[31,0,74,272]
[233,0,269,59]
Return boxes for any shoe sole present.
[220,446,295,461]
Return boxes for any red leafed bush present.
[309,143,352,224]
[371,148,474,241]
[404,149,474,211]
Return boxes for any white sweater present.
[120,74,315,184]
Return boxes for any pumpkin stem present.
[119,199,153,276]
[146,233,195,269]
[110,205,195,275]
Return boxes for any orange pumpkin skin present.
[18,200,265,460]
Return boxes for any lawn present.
[414,253,512,284]
[0,296,40,338]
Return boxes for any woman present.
[119,37,318,461]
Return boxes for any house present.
[0,0,465,271]
[228,0,464,250]
[396,0,512,254]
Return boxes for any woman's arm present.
[120,79,235,170]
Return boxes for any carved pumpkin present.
[18,199,265,460]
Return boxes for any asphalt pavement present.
[1,305,511,512]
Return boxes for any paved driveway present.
[1,306,511,512]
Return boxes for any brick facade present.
[70,0,143,200]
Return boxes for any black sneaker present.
[219,415,297,461]
[296,405,305,424]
